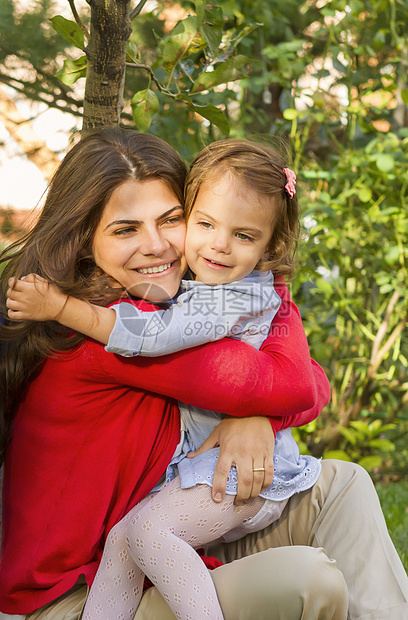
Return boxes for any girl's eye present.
[236,232,254,242]
[198,221,213,229]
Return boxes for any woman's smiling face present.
[92,179,188,302]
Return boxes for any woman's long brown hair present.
[0,127,186,464]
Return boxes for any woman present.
[1,128,406,620]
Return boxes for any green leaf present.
[323,450,353,461]
[283,108,298,120]
[373,30,386,51]
[358,455,383,471]
[385,245,400,265]
[358,187,372,202]
[194,0,205,28]
[50,16,84,50]
[349,420,370,435]
[368,439,395,452]
[315,277,332,295]
[161,18,206,71]
[203,4,224,29]
[55,56,87,85]
[346,277,356,293]
[201,5,223,55]
[263,39,305,60]
[367,419,382,434]
[302,170,331,179]
[229,23,263,50]
[401,89,408,105]
[376,154,394,172]
[370,423,395,434]
[177,95,230,134]
[126,40,139,63]
[192,55,249,93]
[131,89,159,132]
[338,426,358,445]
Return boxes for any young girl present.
[8,140,321,620]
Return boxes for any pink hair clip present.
[283,167,296,198]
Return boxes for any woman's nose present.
[140,227,170,256]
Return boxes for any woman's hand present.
[187,416,275,503]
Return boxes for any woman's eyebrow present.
[104,206,183,231]
[156,206,183,221]
[104,219,141,231]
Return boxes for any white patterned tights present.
[83,477,264,620]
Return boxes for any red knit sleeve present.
[95,279,329,422]
[264,279,330,434]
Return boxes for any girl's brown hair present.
[0,127,186,463]
[184,139,299,276]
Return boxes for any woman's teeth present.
[137,262,171,274]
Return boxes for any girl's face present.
[185,173,275,285]
[92,179,188,302]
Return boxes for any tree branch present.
[0,65,81,108]
[67,0,90,41]
[130,0,149,20]
[0,73,83,118]
[125,62,177,96]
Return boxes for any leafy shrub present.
[293,131,408,475]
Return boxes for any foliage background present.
[0,0,407,570]
[0,0,407,504]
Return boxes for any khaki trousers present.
[9,460,408,620]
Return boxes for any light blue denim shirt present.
[106,271,281,356]
[106,271,321,500]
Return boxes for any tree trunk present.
[83,0,132,130]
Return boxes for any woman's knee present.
[210,546,348,620]
[296,547,348,619]
[319,459,379,510]
[323,458,373,488]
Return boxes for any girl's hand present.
[6,274,68,322]
[187,416,275,503]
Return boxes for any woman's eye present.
[113,227,135,236]
[164,216,184,226]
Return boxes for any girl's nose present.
[211,231,231,254]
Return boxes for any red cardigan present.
[0,281,329,613]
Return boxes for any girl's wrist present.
[55,294,78,327]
